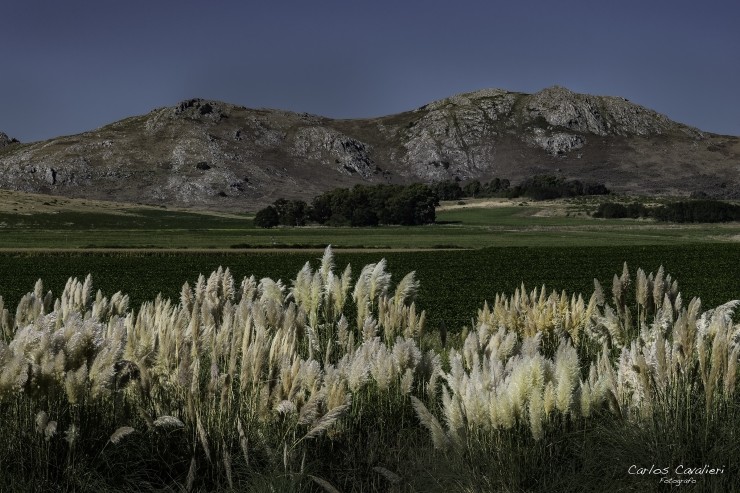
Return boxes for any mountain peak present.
[0,132,19,148]
[523,85,700,137]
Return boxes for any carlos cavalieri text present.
[628,464,725,476]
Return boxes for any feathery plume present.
[309,475,342,493]
[304,398,351,440]
[44,421,57,441]
[109,426,135,444]
[35,411,49,435]
[154,416,185,429]
[410,395,449,449]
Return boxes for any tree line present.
[594,200,740,223]
[254,183,438,227]
[254,175,611,228]
[432,175,609,201]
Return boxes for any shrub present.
[593,201,650,218]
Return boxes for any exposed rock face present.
[290,127,375,178]
[531,130,585,156]
[0,87,737,210]
[401,89,515,181]
[0,132,19,148]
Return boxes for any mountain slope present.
[1,86,738,210]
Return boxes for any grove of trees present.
[254,183,438,227]
[594,200,740,223]
[253,175,611,228]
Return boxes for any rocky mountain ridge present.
[0,86,738,210]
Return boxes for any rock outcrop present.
[0,132,19,148]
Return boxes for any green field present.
[1,245,738,332]
[1,196,739,249]
[1,195,738,327]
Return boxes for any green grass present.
[0,208,253,230]
[1,202,739,249]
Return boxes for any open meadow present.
[1,191,739,492]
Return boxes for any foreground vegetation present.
[1,247,739,492]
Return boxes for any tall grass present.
[0,248,738,492]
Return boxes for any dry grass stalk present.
[309,475,342,493]
[304,399,351,440]
[373,466,401,484]
[186,455,196,492]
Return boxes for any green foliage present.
[254,183,439,228]
[594,201,651,219]
[458,175,608,201]
[462,177,511,198]
[594,199,740,223]
[273,198,310,226]
[311,183,438,226]
[653,200,740,223]
[253,205,279,228]
[254,199,310,227]
[0,245,738,332]
[432,180,464,201]
[508,175,610,200]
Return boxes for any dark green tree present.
[254,206,279,228]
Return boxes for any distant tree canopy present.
[461,175,609,200]
[312,183,438,226]
[461,178,511,198]
[252,175,612,228]
[507,175,609,200]
[253,206,280,228]
[594,200,740,223]
[254,183,438,228]
[593,202,651,219]
[653,200,740,223]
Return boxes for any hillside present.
[0,86,738,211]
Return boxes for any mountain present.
[0,132,19,148]
[0,86,738,210]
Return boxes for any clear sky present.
[2,0,738,142]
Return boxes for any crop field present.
[2,191,740,492]
[1,244,739,332]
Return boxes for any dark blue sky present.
[2,0,738,142]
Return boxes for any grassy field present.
[2,192,740,249]
[1,191,738,327]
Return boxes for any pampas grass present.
[109,426,135,445]
[1,250,739,492]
